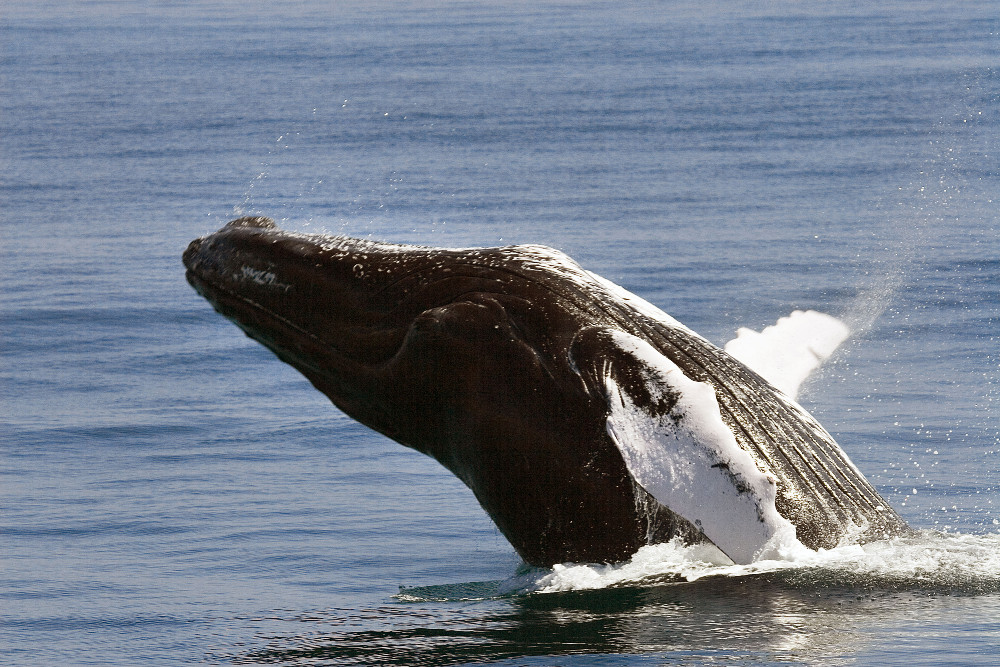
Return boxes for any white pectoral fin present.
[724,310,850,399]
[577,328,800,564]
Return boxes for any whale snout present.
[183,217,285,290]
[182,234,226,288]
[183,217,278,272]
[182,237,203,270]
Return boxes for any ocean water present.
[2,1,998,665]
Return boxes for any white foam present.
[505,531,1000,594]
[602,330,805,565]
[724,310,850,399]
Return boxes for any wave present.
[517,532,1000,594]
[398,531,1000,602]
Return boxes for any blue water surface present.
[2,1,998,665]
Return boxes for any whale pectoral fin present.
[724,310,851,399]
[570,327,801,564]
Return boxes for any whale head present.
[184,217,597,450]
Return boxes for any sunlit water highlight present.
[256,533,1000,667]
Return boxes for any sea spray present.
[500,531,1000,595]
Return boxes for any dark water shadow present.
[231,569,1000,666]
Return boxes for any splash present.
[841,76,991,336]
[502,531,1000,595]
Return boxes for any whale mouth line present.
[185,262,418,376]
[185,267,329,353]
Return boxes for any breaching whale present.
[183,217,908,567]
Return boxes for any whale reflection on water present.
[237,532,1000,666]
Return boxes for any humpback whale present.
[183,217,908,567]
